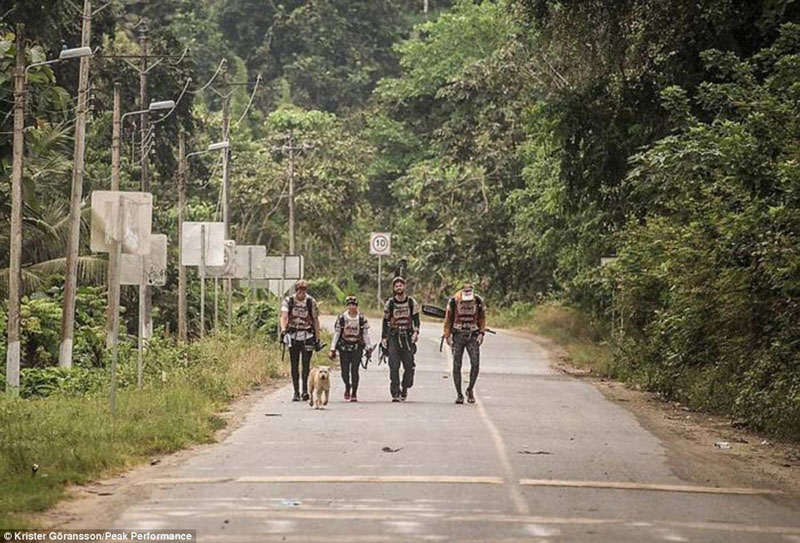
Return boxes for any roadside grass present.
[0,334,283,529]
[491,302,615,375]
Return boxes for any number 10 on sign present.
[370,233,391,306]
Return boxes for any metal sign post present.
[181,222,225,339]
[91,190,152,413]
[370,232,391,307]
[207,239,235,333]
[120,234,167,389]
[200,224,206,338]
[214,277,219,332]
[108,200,125,414]
[248,248,254,329]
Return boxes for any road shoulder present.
[30,379,288,530]
[503,327,800,497]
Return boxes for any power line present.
[232,74,262,128]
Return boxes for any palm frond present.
[0,255,108,299]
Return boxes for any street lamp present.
[206,141,230,152]
[177,138,230,341]
[120,99,176,122]
[24,46,93,79]
[6,32,92,395]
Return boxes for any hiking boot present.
[301,392,310,401]
[391,395,401,402]
[344,390,351,401]
[292,392,301,402]
[350,394,358,402]
[455,394,464,404]
[466,389,475,404]
[400,387,408,401]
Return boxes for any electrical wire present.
[232,74,262,128]
[188,59,227,94]
[151,77,191,125]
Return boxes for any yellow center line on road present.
[134,508,800,537]
[518,478,785,496]
[137,475,504,485]
[438,333,531,516]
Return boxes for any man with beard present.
[381,277,420,402]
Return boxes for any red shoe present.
[344,390,351,401]
[350,395,358,402]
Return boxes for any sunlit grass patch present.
[491,302,614,376]
[0,335,282,528]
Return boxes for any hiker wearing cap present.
[381,276,420,402]
[443,284,487,404]
[330,295,373,402]
[280,280,322,402]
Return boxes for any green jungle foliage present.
[1,0,799,436]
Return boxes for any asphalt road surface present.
[111,319,800,542]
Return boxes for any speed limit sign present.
[370,232,391,256]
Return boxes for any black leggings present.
[452,333,480,394]
[290,339,313,394]
[339,348,362,394]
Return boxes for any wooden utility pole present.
[6,24,25,394]
[287,131,295,255]
[177,132,188,342]
[221,96,233,330]
[221,98,230,239]
[106,82,121,349]
[139,32,152,340]
[272,133,311,256]
[59,0,92,368]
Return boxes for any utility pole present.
[424,0,429,14]
[106,82,121,349]
[6,24,25,394]
[272,134,312,255]
[221,95,233,330]
[139,31,152,341]
[221,98,230,238]
[287,131,295,255]
[59,0,92,368]
[177,131,187,342]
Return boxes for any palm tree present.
[0,121,106,299]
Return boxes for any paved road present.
[113,319,800,542]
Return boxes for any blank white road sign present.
[121,234,168,286]
[369,232,391,256]
[91,191,152,255]
[260,255,304,280]
[235,245,267,280]
[250,255,305,288]
[206,240,237,278]
[181,222,225,267]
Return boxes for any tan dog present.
[308,366,331,409]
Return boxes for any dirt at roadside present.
[524,331,800,497]
[31,380,287,530]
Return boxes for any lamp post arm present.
[24,59,60,81]
[120,108,149,124]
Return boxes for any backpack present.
[286,295,315,330]
[448,295,484,325]
[387,296,415,317]
[337,313,367,346]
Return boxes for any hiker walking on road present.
[381,276,420,402]
[280,280,322,402]
[444,283,487,404]
[329,295,373,402]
